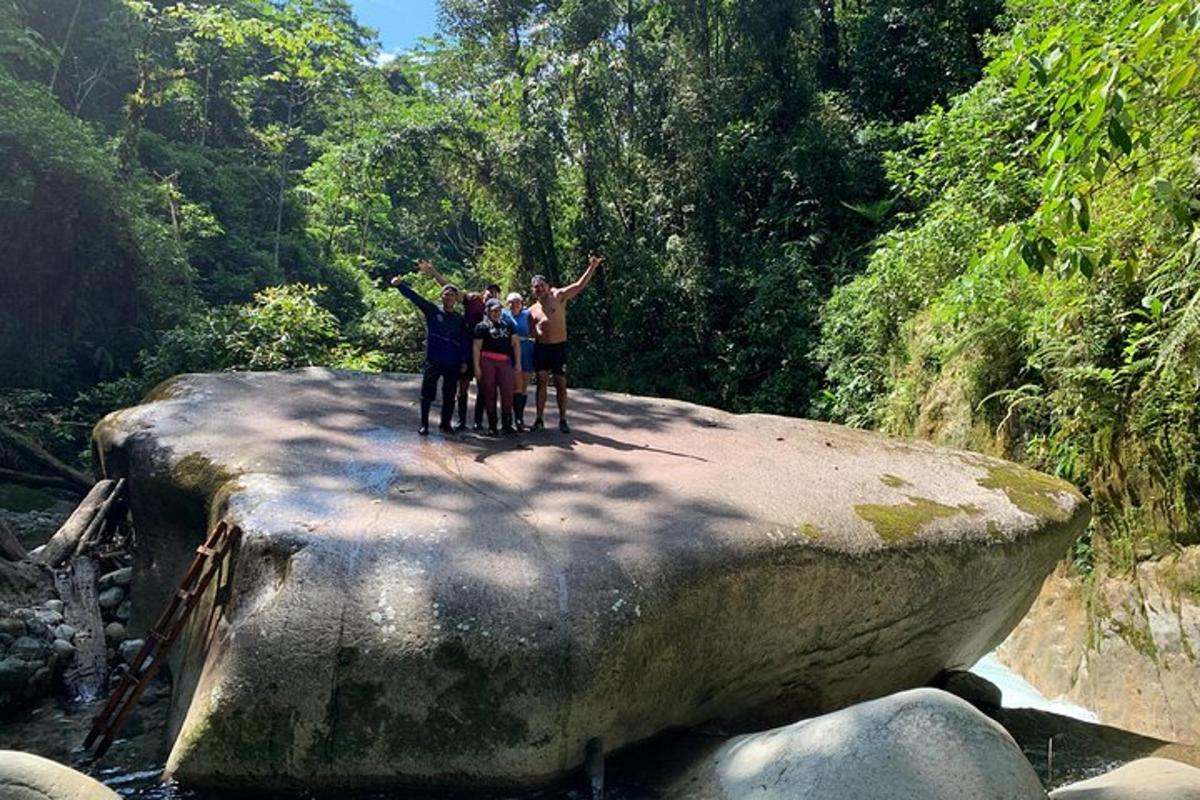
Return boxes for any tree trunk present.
[817,0,843,89]
[0,424,92,491]
[0,519,26,562]
[273,89,295,277]
[49,0,84,95]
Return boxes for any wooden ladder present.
[82,521,241,759]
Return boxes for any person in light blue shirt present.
[503,292,535,431]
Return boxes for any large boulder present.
[1049,757,1200,799]
[656,688,1046,800]
[92,369,1089,790]
[0,750,119,800]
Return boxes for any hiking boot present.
[558,419,571,434]
[531,418,545,432]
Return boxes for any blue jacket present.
[502,308,534,370]
[396,282,467,366]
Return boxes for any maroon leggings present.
[479,356,514,427]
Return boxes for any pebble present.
[116,599,131,622]
[105,622,127,644]
[0,657,32,690]
[44,599,64,615]
[54,624,75,642]
[10,636,49,661]
[99,567,133,590]
[98,586,125,610]
[52,639,76,659]
[34,609,63,627]
[119,639,144,664]
[0,618,24,638]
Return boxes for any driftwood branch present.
[0,424,92,491]
[34,480,118,568]
[0,467,83,494]
[55,556,108,702]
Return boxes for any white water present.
[971,653,1099,723]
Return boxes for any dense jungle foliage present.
[0,0,1196,575]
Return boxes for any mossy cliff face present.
[92,369,1090,791]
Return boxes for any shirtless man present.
[529,254,602,433]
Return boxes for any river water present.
[0,653,1100,799]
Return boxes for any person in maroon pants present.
[472,299,522,435]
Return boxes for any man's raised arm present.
[417,259,451,288]
[390,273,436,317]
[558,254,603,301]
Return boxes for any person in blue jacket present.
[502,292,535,431]
[390,264,468,435]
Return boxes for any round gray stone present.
[97,586,125,610]
[661,688,1046,800]
[119,639,144,664]
[104,622,126,644]
[0,749,120,799]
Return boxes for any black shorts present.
[533,341,568,376]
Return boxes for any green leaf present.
[1108,117,1133,155]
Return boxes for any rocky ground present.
[0,488,142,716]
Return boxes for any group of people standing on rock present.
[391,256,601,437]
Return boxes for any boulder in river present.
[0,750,119,800]
[92,368,1089,789]
[657,688,1046,800]
[1049,757,1200,799]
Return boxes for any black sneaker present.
[473,422,484,433]
[487,426,499,437]
[531,418,545,432]
[418,425,430,436]
[438,423,455,435]
[558,420,571,434]
[502,425,517,436]
[454,421,467,433]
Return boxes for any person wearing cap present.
[473,298,521,435]
[417,260,503,432]
[502,291,535,431]
[390,263,468,435]
[529,254,602,433]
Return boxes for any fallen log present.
[0,519,27,561]
[34,480,117,568]
[54,556,107,703]
[0,467,84,494]
[74,478,127,560]
[0,423,92,492]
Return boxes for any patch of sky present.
[350,0,440,64]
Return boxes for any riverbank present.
[999,550,1200,746]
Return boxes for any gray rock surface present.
[0,749,119,800]
[93,369,1089,789]
[659,688,1046,800]
[1049,757,1200,799]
